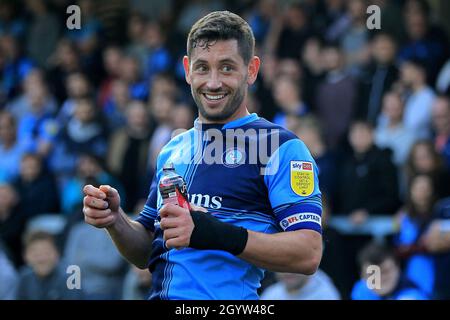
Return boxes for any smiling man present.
[82,11,323,300]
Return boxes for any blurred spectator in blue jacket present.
[142,22,171,84]
[12,153,59,218]
[62,153,124,215]
[261,269,340,300]
[394,174,438,297]
[57,72,92,127]
[49,97,108,185]
[0,110,27,182]
[98,46,123,110]
[0,34,34,102]
[0,1,27,39]
[119,54,148,101]
[431,96,450,169]
[352,242,428,300]
[399,0,449,85]
[63,220,128,299]
[17,231,81,300]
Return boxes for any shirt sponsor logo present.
[188,193,223,209]
[279,213,321,230]
[290,161,314,196]
[223,148,245,168]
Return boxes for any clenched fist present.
[83,184,121,228]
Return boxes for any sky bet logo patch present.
[280,213,321,231]
[290,161,314,196]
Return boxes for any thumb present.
[99,185,118,198]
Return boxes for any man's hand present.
[159,204,198,249]
[83,184,121,228]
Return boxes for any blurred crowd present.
[1,0,450,300]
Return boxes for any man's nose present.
[206,70,222,91]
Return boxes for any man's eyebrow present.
[192,58,239,65]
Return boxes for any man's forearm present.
[238,229,322,274]
[106,208,154,269]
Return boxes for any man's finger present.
[165,238,186,250]
[84,207,112,219]
[159,204,187,218]
[83,196,109,210]
[83,185,106,199]
[163,228,179,241]
[84,214,114,227]
[99,185,118,198]
[160,217,181,230]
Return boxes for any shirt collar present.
[194,113,259,131]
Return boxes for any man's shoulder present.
[242,117,299,145]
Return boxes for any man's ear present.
[183,56,191,85]
[247,56,260,85]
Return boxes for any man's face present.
[183,39,259,122]
[432,98,450,135]
[25,240,59,278]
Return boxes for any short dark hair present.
[187,11,255,65]
[23,230,56,249]
[357,242,397,267]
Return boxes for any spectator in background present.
[294,115,337,207]
[122,265,152,300]
[171,102,195,131]
[125,12,147,71]
[12,153,59,218]
[62,153,123,215]
[261,269,340,300]
[301,36,325,112]
[0,183,24,267]
[142,22,171,83]
[399,0,449,85]
[357,32,399,125]
[17,231,80,300]
[336,121,399,223]
[63,220,128,299]
[272,75,308,129]
[107,101,152,212]
[147,94,174,172]
[0,241,18,299]
[436,58,450,95]
[6,69,57,120]
[374,91,418,167]
[394,174,439,297]
[24,0,60,68]
[316,43,357,149]
[49,97,108,184]
[57,72,92,127]
[246,0,276,46]
[397,58,435,139]
[0,0,27,40]
[404,140,450,199]
[102,79,131,130]
[351,242,428,300]
[47,39,83,104]
[119,54,148,101]
[421,196,450,299]
[98,46,123,109]
[340,0,370,76]
[273,3,312,60]
[0,110,27,182]
[66,0,102,86]
[0,34,34,102]
[431,96,450,169]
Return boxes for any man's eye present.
[196,65,208,72]
[222,65,233,72]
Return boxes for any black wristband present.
[189,210,248,255]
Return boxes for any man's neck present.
[198,107,250,125]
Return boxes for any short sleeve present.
[264,138,322,234]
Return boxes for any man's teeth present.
[205,94,225,100]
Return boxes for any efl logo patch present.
[279,213,321,230]
[290,161,314,196]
